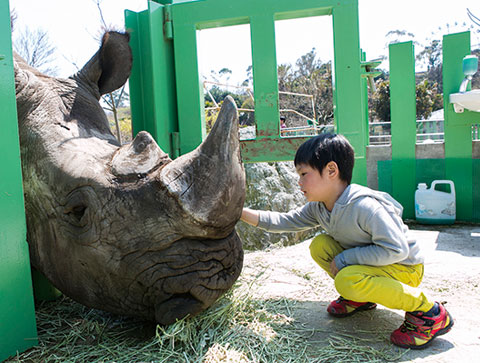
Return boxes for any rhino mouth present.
[155,293,204,325]
[121,231,243,325]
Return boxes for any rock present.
[236,160,320,250]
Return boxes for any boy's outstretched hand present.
[240,208,260,227]
[330,259,339,277]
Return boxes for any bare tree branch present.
[94,0,108,30]
[13,27,58,76]
[10,8,17,31]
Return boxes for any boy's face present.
[296,163,332,203]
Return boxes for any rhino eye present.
[64,190,88,223]
[60,186,100,245]
[70,205,87,222]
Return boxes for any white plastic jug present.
[415,180,456,224]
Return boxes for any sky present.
[8,0,480,85]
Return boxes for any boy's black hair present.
[294,133,355,184]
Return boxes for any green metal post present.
[126,1,179,157]
[0,1,38,359]
[172,22,206,155]
[250,13,280,140]
[360,50,369,150]
[332,1,367,185]
[443,32,474,221]
[389,41,416,218]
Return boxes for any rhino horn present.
[159,96,245,238]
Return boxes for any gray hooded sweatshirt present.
[257,184,424,270]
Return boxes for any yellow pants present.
[309,234,434,313]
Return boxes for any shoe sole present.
[392,311,454,350]
[328,303,377,318]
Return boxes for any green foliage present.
[370,80,390,122]
[370,79,443,121]
[205,85,243,108]
[415,79,443,120]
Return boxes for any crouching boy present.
[241,133,453,349]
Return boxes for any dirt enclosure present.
[242,223,480,362]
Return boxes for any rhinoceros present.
[14,31,245,325]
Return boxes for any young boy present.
[241,133,453,349]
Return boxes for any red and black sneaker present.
[327,296,377,318]
[390,302,454,349]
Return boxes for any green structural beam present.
[312,0,368,187]
[0,1,38,360]
[443,32,474,221]
[126,1,179,158]
[332,1,367,185]
[389,41,416,218]
[250,13,280,141]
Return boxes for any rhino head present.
[14,31,245,325]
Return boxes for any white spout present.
[459,76,472,93]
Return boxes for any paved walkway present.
[242,223,480,362]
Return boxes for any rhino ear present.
[79,31,132,97]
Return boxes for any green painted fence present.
[127,0,369,185]
[0,1,38,360]
[378,33,478,222]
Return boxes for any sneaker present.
[327,296,377,318]
[390,302,454,349]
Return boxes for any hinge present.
[163,5,173,40]
[360,59,382,92]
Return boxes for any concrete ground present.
[241,223,480,362]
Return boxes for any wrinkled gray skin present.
[14,31,245,325]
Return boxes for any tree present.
[278,48,333,127]
[416,39,443,92]
[416,80,443,120]
[13,27,58,76]
[370,80,391,121]
[370,79,443,122]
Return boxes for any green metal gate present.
[126,0,369,185]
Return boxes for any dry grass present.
[7,276,408,363]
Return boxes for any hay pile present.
[7,271,407,363]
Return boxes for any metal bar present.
[203,82,219,108]
[279,108,315,122]
[332,1,366,184]
[279,90,314,98]
[390,41,416,218]
[0,1,38,359]
[443,31,474,221]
